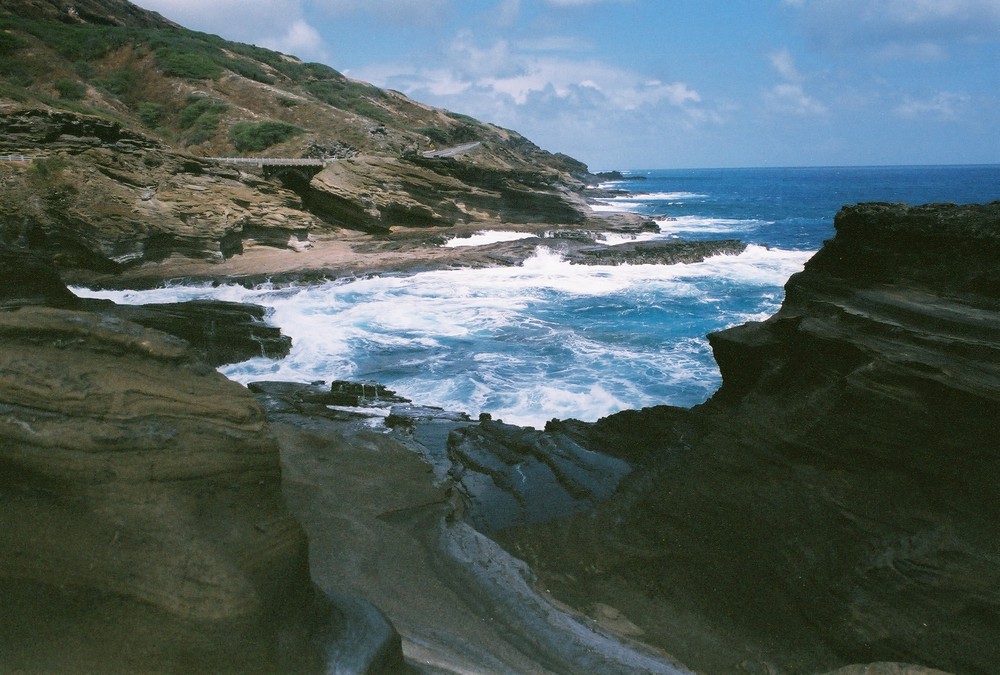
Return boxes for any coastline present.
[58,211,658,290]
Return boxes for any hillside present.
[0,0,595,274]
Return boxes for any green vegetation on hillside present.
[178,96,228,145]
[0,7,554,170]
[229,121,303,152]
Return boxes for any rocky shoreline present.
[3,202,997,673]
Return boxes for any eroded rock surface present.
[494,202,1000,674]
[0,111,316,270]
[0,305,401,672]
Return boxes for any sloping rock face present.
[306,155,589,233]
[496,202,1000,673]
[0,305,333,672]
[0,110,315,270]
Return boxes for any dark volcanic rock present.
[100,299,292,366]
[569,238,746,266]
[495,202,1000,674]
[249,379,411,420]
[448,419,632,533]
[0,248,291,365]
[0,247,80,308]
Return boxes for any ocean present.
[73,165,1000,428]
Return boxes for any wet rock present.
[98,299,291,366]
[0,247,80,309]
[249,379,410,421]
[568,238,746,266]
[448,419,632,533]
[0,249,290,365]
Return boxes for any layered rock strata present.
[0,281,402,671]
[484,202,1000,673]
[0,110,316,270]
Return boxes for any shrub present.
[305,80,393,123]
[28,155,68,180]
[95,67,138,96]
[229,121,303,152]
[179,96,228,145]
[179,96,227,129]
[136,102,164,127]
[154,47,222,79]
[54,77,86,100]
[224,57,274,84]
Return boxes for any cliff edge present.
[493,202,1000,673]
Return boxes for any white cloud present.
[137,0,330,61]
[495,0,522,26]
[438,33,701,111]
[764,49,828,116]
[765,83,829,116]
[260,20,326,61]
[139,0,301,36]
[769,48,802,82]
[894,91,970,120]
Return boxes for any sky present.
[135,0,1000,170]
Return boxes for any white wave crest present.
[442,230,536,247]
[70,244,814,427]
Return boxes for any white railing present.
[206,157,330,167]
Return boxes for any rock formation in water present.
[480,202,1000,674]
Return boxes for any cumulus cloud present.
[353,25,712,157]
[138,0,330,61]
[260,20,326,60]
[442,31,700,111]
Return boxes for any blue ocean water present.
[74,165,1000,428]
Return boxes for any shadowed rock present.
[495,202,1000,674]
[101,299,292,366]
[448,419,632,533]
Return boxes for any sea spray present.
[74,166,1000,427]
[72,245,811,428]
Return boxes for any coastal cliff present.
[491,201,1000,673]
[0,0,597,275]
[3,1,999,673]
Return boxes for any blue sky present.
[137,0,1000,170]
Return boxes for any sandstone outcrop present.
[0,110,316,271]
[0,279,403,671]
[306,155,589,233]
[486,202,1000,673]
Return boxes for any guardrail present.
[0,154,38,162]
[206,157,330,167]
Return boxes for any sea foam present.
[71,245,811,428]
[442,230,536,247]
